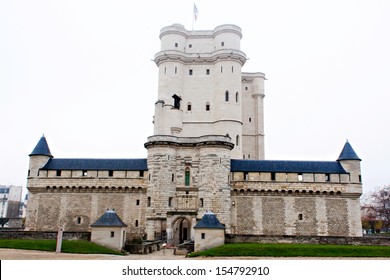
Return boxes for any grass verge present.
[188,243,390,258]
[0,239,125,255]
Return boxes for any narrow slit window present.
[185,168,190,186]
[225,90,229,102]
[236,92,239,102]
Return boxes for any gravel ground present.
[1,248,388,260]
[0,248,186,260]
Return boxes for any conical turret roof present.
[29,135,52,157]
[337,140,361,161]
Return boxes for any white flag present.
[193,3,199,21]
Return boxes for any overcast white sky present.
[1,0,389,195]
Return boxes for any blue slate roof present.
[41,158,148,171]
[91,210,127,227]
[337,141,361,161]
[194,211,225,229]
[231,160,348,174]
[29,136,53,157]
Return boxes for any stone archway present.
[172,217,191,244]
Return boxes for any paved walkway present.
[0,248,186,260]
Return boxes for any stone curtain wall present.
[26,190,146,240]
[0,230,90,240]
[232,194,361,237]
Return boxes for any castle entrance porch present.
[172,217,190,244]
[166,213,197,244]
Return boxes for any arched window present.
[236,135,240,146]
[185,168,190,186]
[225,90,229,102]
[205,102,210,111]
[236,92,239,102]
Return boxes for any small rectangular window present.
[221,42,224,46]
[136,199,140,206]
[168,197,173,207]
[108,170,114,177]
[187,104,192,111]
[271,172,276,181]
[139,170,144,177]
[110,231,115,238]
[249,117,252,122]
[82,170,88,177]
[244,172,249,180]
[189,44,192,48]
[206,104,210,111]
[298,173,303,182]
[200,198,204,207]
[135,220,139,227]
[56,170,62,177]
[189,69,193,75]
[175,43,178,47]
[206,69,210,75]
[325,174,330,182]
[201,233,206,239]
[245,86,248,90]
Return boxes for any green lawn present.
[0,239,125,255]
[189,243,390,258]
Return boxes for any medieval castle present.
[25,24,363,244]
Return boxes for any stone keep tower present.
[145,24,265,242]
[152,24,265,160]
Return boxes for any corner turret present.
[337,140,362,184]
[28,135,53,178]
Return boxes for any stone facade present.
[25,24,363,245]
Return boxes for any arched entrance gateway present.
[172,217,191,244]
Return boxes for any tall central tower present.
[153,24,249,159]
[144,24,266,243]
